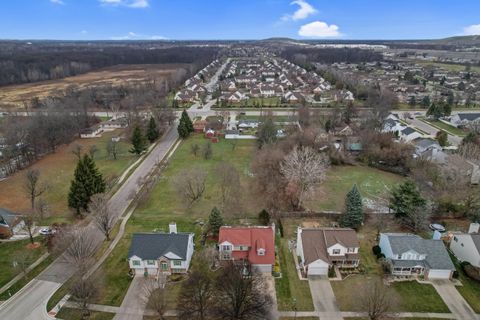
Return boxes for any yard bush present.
[277,219,284,238]
[464,265,480,282]
[372,245,381,256]
[328,266,336,278]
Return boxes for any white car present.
[39,228,56,235]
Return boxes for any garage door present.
[307,266,328,276]
[428,269,451,279]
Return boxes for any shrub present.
[277,219,284,238]
[464,265,480,282]
[328,266,336,278]
[258,209,270,226]
[372,245,381,256]
[377,253,385,259]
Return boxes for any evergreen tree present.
[178,110,194,139]
[339,185,364,229]
[130,125,148,155]
[256,118,277,148]
[258,209,270,226]
[208,207,224,237]
[421,96,431,108]
[436,131,448,147]
[68,154,106,217]
[389,180,426,218]
[146,116,160,143]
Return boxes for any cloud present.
[463,24,480,35]
[50,0,65,4]
[99,0,149,8]
[110,32,167,40]
[298,21,341,37]
[282,0,317,21]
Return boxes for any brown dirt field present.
[0,63,190,108]
[0,129,135,223]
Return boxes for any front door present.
[161,262,168,272]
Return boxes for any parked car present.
[39,228,56,236]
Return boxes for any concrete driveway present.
[113,277,151,320]
[308,276,343,320]
[432,280,479,320]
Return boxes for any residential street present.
[0,126,179,320]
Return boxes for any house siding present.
[450,234,480,268]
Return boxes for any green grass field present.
[275,237,314,311]
[56,308,114,320]
[416,61,480,74]
[451,255,480,313]
[332,275,449,313]
[421,118,468,137]
[0,238,47,290]
[308,165,405,211]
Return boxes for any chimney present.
[169,222,177,234]
[468,223,480,234]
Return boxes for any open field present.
[0,64,189,109]
[308,165,405,212]
[415,61,480,74]
[0,129,136,223]
[0,238,47,290]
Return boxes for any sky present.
[0,0,479,40]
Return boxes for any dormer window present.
[347,248,355,253]
[332,249,341,255]
[221,245,232,251]
[257,248,265,256]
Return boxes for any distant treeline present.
[0,44,219,86]
[280,47,383,67]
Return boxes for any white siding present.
[379,234,394,259]
[327,243,347,256]
[450,234,480,268]
[252,264,272,273]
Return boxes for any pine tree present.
[258,209,270,225]
[389,180,426,218]
[208,207,224,237]
[68,154,106,217]
[339,185,364,229]
[130,125,148,155]
[146,116,160,143]
[178,110,194,139]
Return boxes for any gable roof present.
[0,208,20,228]
[128,233,192,261]
[382,233,455,271]
[300,228,360,265]
[471,234,480,254]
[458,113,480,121]
[219,226,275,265]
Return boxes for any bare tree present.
[214,263,272,320]
[106,139,119,160]
[178,269,215,320]
[458,143,480,162]
[22,211,38,245]
[142,280,167,320]
[12,251,33,276]
[216,162,242,213]
[173,167,207,206]
[58,227,97,275]
[89,145,98,159]
[89,193,114,241]
[70,275,100,320]
[72,144,84,160]
[280,146,330,210]
[35,198,50,220]
[361,281,393,320]
[24,169,49,210]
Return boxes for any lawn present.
[421,118,468,137]
[0,237,47,289]
[452,256,480,313]
[0,129,136,223]
[134,133,260,219]
[56,308,114,320]
[416,61,480,74]
[332,275,449,313]
[308,165,405,212]
[275,237,314,311]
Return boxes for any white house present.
[450,113,480,127]
[450,223,480,268]
[296,227,360,276]
[128,223,194,277]
[379,233,455,279]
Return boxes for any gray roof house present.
[379,233,455,280]
[128,223,194,277]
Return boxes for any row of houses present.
[174,59,222,103]
[126,221,475,281]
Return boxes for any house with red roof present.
[218,225,275,273]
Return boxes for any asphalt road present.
[0,126,179,320]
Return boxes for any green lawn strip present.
[332,275,449,312]
[47,277,74,311]
[56,308,115,320]
[451,255,480,313]
[275,238,314,311]
[392,281,449,313]
[0,238,48,288]
[0,254,54,300]
[308,165,404,211]
[421,119,467,137]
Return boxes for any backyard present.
[308,165,405,212]
[0,129,136,223]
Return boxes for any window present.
[173,260,182,266]
[397,254,402,259]
[146,260,155,266]
[257,249,265,256]
[454,236,458,242]
[132,260,141,266]
[221,245,231,251]
[332,249,340,255]
[222,254,230,260]
[347,248,355,253]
